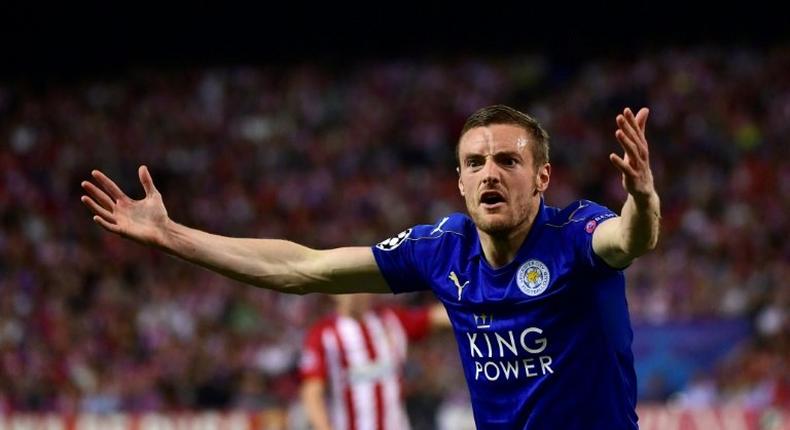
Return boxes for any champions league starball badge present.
[516,259,551,296]
[376,228,413,251]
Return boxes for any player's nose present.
[481,159,501,184]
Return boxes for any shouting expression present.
[457,124,550,238]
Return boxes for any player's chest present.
[436,240,576,308]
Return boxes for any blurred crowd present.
[0,46,788,423]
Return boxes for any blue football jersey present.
[372,199,638,429]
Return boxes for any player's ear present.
[536,163,551,194]
[458,169,466,197]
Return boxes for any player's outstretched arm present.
[81,166,389,294]
[593,107,661,268]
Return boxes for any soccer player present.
[299,294,448,430]
[81,105,660,429]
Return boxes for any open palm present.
[611,107,655,200]
[81,166,169,247]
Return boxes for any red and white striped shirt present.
[299,306,430,430]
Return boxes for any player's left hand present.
[610,107,656,201]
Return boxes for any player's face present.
[457,124,550,237]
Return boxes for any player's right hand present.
[80,165,170,247]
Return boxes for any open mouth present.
[480,190,506,207]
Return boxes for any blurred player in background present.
[299,294,448,430]
[81,104,660,429]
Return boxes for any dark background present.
[3,3,788,80]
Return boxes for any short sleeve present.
[567,200,619,271]
[299,323,327,381]
[371,224,435,294]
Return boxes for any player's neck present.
[478,211,536,269]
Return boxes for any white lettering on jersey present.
[467,326,554,382]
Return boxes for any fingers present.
[91,170,129,201]
[609,153,637,177]
[80,195,115,221]
[79,192,121,233]
[138,165,159,197]
[81,180,115,210]
[92,214,122,234]
[619,109,641,140]
[614,128,641,168]
[616,109,646,160]
[613,108,654,197]
[635,107,649,136]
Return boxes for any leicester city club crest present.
[516,259,551,296]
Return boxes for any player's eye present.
[499,157,518,167]
[466,158,483,168]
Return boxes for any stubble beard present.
[468,202,533,239]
